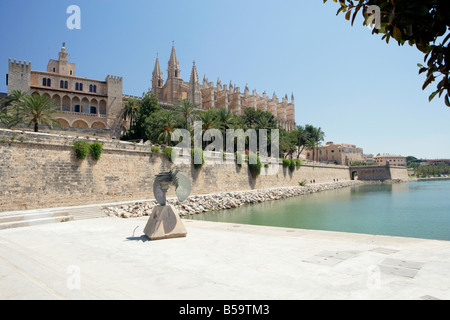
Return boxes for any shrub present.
[191,148,205,169]
[89,142,103,161]
[164,147,177,163]
[289,159,296,171]
[282,158,291,167]
[235,152,244,167]
[248,153,262,177]
[294,159,302,167]
[151,146,161,153]
[298,180,307,186]
[73,141,90,160]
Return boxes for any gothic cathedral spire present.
[168,44,180,79]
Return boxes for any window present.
[73,105,80,113]
[93,85,97,93]
[75,83,79,91]
[89,85,93,92]
[64,81,68,89]
[79,83,83,91]
[70,70,73,75]
[53,68,56,72]
[90,106,97,114]
[42,78,51,87]
[60,80,64,89]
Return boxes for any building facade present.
[307,141,365,165]
[6,45,124,135]
[151,45,296,131]
[374,155,407,167]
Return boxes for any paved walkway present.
[0,216,449,300]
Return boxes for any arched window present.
[93,85,97,93]
[89,85,93,92]
[43,78,47,86]
[64,81,68,89]
[60,80,64,89]
[75,83,79,91]
[79,83,83,91]
[47,79,51,87]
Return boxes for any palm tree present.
[0,90,27,129]
[155,111,178,146]
[15,94,61,132]
[122,98,140,128]
[198,109,217,131]
[1,90,27,109]
[174,99,199,130]
[306,126,325,162]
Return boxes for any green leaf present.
[429,90,439,102]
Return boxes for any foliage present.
[174,99,199,130]
[248,153,262,177]
[122,93,161,141]
[282,158,291,167]
[14,94,61,132]
[163,147,177,163]
[325,0,450,106]
[191,148,205,169]
[73,141,90,160]
[350,162,374,166]
[414,163,450,177]
[89,142,103,161]
[0,109,23,129]
[235,152,244,167]
[294,159,302,167]
[298,180,307,186]
[151,146,161,153]
[122,97,140,127]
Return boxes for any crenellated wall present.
[0,129,353,212]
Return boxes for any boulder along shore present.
[102,180,408,219]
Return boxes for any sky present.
[0,0,448,159]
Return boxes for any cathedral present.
[150,45,296,131]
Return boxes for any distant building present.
[6,44,124,137]
[423,159,450,166]
[307,141,365,165]
[374,155,406,167]
[364,154,374,163]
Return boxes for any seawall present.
[0,129,353,212]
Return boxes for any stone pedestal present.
[144,205,187,240]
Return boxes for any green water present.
[185,180,450,241]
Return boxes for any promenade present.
[0,216,449,300]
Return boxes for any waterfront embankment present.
[102,179,408,218]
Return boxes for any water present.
[185,180,450,241]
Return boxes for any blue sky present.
[0,0,448,159]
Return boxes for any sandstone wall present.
[0,129,350,212]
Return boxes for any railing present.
[61,111,107,118]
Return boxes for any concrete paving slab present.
[0,217,449,300]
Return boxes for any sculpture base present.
[144,205,187,240]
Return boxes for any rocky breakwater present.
[103,181,366,218]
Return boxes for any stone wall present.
[0,129,351,212]
[350,165,409,181]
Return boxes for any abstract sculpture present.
[144,170,191,240]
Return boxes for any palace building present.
[6,44,124,136]
[151,45,296,131]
